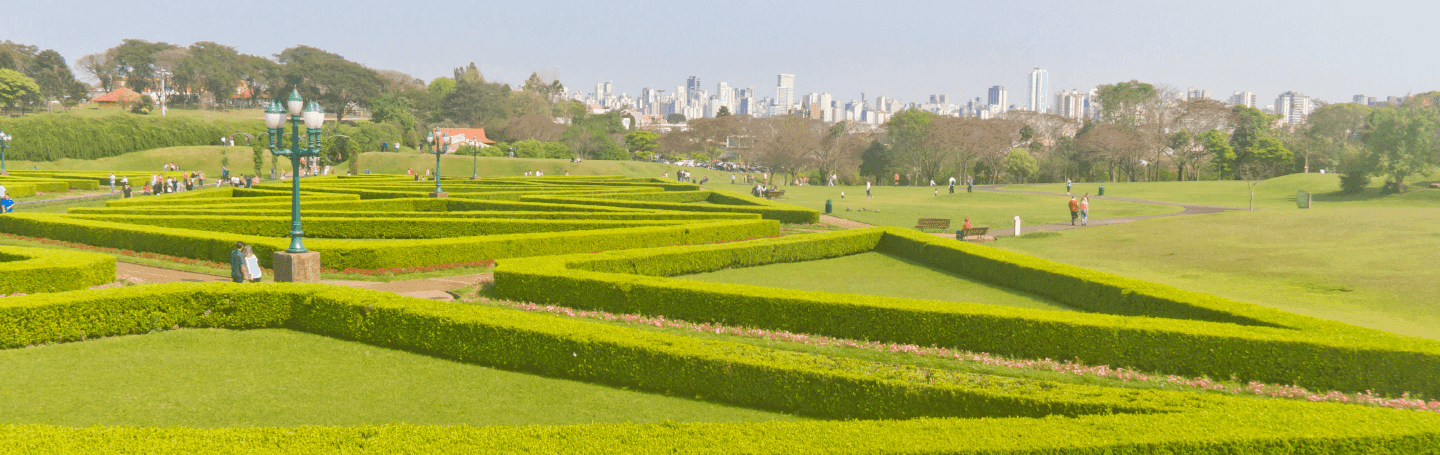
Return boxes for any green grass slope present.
[766,184,1181,228]
[1005,173,1440,209]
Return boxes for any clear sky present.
[4,0,1433,107]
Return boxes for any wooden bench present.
[915,218,951,231]
[960,227,989,237]
[765,189,786,199]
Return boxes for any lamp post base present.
[429,192,448,198]
[272,251,321,283]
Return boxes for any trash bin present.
[825,199,833,214]
[1296,190,1311,209]
[1098,185,1105,196]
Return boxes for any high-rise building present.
[603,82,613,99]
[1055,90,1086,119]
[987,86,1007,113]
[1230,91,1257,108]
[1367,96,1378,106]
[1275,91,1311,126]
[775,74,795,116]
[1187,87,1212,100]
[1353,94,1367,105]
[717,82,731,113]
[686,76,701,103]
[1028,67,1048,112]
[1084,88,1100,118]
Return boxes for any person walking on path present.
[1069,197,1080,225]
[230,242,247,283]
[1066,178,1072,195]
[109,173,116,193]
[966,176,973,193]
[865,180,872,198]
[1079,194,1090,226]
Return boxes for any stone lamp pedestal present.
[273,251,321,283]
[429,192,448,198]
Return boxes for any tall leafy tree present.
[184,42,242,108]
[275,46,386,122]
[1093,80,1157,127]
[113,39,179,94]
[77,50,119,92]
[1306,102,1372,173]
[1362,106,1437,193]
[0,68,41,113]
[858,140,890,183]
[1227,105,1277,178]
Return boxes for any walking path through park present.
[115,263,491,301]
[819,186,1243,238]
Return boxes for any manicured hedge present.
[0,213,777,270]
[71,214,691,239]
[522,189,820,224]
[0,283,1437,453]
[0,245,115,294]
[69,207,760,221]
[0,115,265,161]
[492,227,1440,398]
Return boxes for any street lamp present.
[468,139,481,179]
[157,69,170,116]
[264,89,325,255]
[424,127,450,197]
[0,131,11,174]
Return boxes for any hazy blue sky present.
[5,0,1433,106]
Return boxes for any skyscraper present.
[717,82,731,113]
[987,86,1007,113]
[1055,90,1086,118]
[775,74,795,116]
[1230,91,1257,108]
[1353,95,1367,105]
[1028,68,1047,112]
[1187,87,1212,100]
[687,76,701,101]
[1275,91,1311,126]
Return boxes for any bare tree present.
[749,116,821,186]
[76,50,118,92]
[504,113,567,142]
[1169,98,1231,180]
[812,121,872,181]
[1077,124,1149,182]
[924,117,1020,184]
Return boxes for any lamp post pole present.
[0,131,10,175]
[263,89,326,282]
[425,127,449,197]
[470,139,480,179]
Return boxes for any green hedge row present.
[103,193,359,207]
[0,183,38,198]
[73,214,690,239]
[492,227,1440,398]
[0,284,1437,453]
[0,177,69,193]
[0,214,778,270]
[70,207,760,221]
[0,245,115,294]
[0,115,266,161]
[522,189,820,224]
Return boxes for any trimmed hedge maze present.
[0,245,114,294]
[1,283,1438,453]
[493,227,1440,399]
[0,175,814,270]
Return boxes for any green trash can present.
[1098,185,1105,196]
[825,199,832,214]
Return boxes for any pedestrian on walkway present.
[1080,194,1090,226]
[966,175,973,193]
[230,242,247,283]
[1066,178,1072,195]
[1069,197,1079,225]
[865,180,872,198]
[109,173,116,193]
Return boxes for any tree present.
[812,121,870,181]
[275,46,387,122]
[0,68,41,114]
[1307,102,1372,174]
[666,113,686,124]
[624,130,658,159]
[1076,123,1149,182]
[1237,137,1293,210]
[1200,129,1235,179]
[886,109,938,183]
[503,113,566,142]
[1362,106,1437,193]
[1094,80,1157,127]
[1227,105,1276,177]
[1003,148,1039,183]
[180,42,242,108]
[858,140,890,183]
[1169,99,1232,180]
[439,77,512,127]
[77,50,119,92]
[369,92,418,131]
[113,39,179,94]
[716,106,731,117]
[428,77,456,95]
[749,116,821,185]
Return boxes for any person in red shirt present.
[1069,197,1080,225]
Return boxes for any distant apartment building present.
[775,74,795,116]
[1187,87,1212,100]
[1084,88,1101,118]
[987,86,1008,114]
[1353,94,1367,105]
[1275,91,1311,125]
[1055,89,1086,119]
[1028,68,1048,113]
[1230,91,1257,108]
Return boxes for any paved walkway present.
[116,262,491,301]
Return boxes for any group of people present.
[0,184,12,213]
[1069,194,1091,226]
[216,136,241,147]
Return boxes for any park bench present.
[960,227,989,237]
[915,218,951,232]
[765,189,786,199]
[957,226,992,242]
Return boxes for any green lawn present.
[0,329,798,427]
[996,207,1440,341]
[760,183,1181,230]
[678,252,1075,312]
[1003,173,1440,210]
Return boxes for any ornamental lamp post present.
[424,127,450,197]
[0,131,11,175]
[263,89,326,282]
[469,139,481,180]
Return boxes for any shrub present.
[0,115,266,161]
[0,245,114,294]
[1341,170,1371,194]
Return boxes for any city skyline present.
[3,0,1433,109]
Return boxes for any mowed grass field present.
[0,329,798,427]
[679,252,1075,312]
[997,207,1440,341]
[1003,173,1440,210]
[752,183,1181,229]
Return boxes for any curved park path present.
[116,263,491,302]
[821,185,1244,238]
